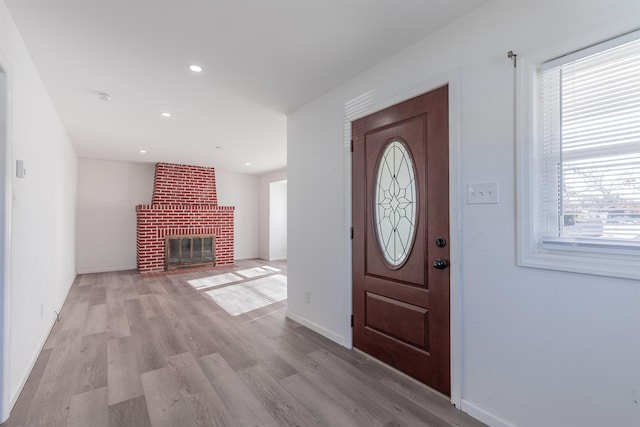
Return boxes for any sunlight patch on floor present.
[187,272,244,289]
[187,265,282,290]
[204,274,287,316]
[236,266,281,278]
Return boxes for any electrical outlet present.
[467,182,499,204]
[304,290,311,303]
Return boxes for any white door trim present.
[0,54,13,422]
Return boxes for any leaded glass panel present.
[374,139,417,267]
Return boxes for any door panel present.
[365,292,429,350]
[352,85,450,395]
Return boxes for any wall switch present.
[467,182,499,204]
[16,160,26,178]
[304,290,311,303]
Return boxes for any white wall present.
[0,1,78,419]
[287,2,640,427]
[269,180,287,261]
[210,169,259,260]
[76,159,154,273]
[258,168,287,260]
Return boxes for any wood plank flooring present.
[1,260,486,427]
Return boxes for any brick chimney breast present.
[152,162,218,205]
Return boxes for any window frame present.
[516,29,640,280]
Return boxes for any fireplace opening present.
[166,234,215,270]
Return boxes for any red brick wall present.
[136,163,234,274]
[152,162,218,205]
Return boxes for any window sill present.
[518,243,640,281]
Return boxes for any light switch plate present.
[467,182,498,204]
[16,160,26,178]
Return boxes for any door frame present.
[0,53,12,422]
[343,70,463,406]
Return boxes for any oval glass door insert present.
[374,139,418,267]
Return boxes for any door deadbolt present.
[433,258,448,270]
[435,238,447,248]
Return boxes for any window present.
[517,30,640,279]
[374,139,417,268]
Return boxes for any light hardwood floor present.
[1,260,486,427]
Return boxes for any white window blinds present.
[539,33,640,246]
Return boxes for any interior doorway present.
[269,180,287,261]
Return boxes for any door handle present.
[433,258,448,270]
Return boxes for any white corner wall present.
[287,1,640,426]
[258,169,287,260]
[0,1,78,419]
[215,169,260,260]
[76,159,155,273]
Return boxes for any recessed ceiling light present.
[161,112,171,117]
[189,65,203,72]
[139,150,147,154]
[245,162,251,167]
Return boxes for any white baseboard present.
[285,310,346,346]
[268,256,287,261]
[76,265,136,274]
[460,399,516,427]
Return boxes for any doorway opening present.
[269,180,287,261]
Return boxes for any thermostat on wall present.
[16,160,27,178]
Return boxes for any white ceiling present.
[5,0,488,174]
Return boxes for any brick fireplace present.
[136,163,235,274]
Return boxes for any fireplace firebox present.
[166,234,215,270]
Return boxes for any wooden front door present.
[352,85,450,395]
